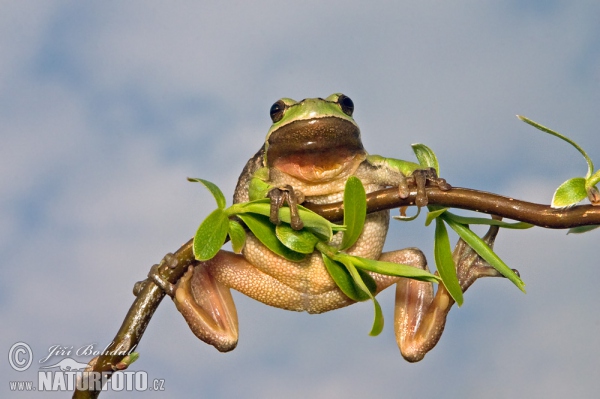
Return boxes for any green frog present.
[155,94,502,362]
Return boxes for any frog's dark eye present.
[337,94,354,116]
[270,100,287,123]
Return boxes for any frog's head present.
[264,93,367,183]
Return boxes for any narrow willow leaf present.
[425,207,448,226]
[551,177,587,208]
[276,224,319,254]
[442,215,526,292]
[322,254,371,302]
[567,225,600,234]
[295,206,339,239]
[340,258,384,336]
[350,256,440,283]
[434,218,463,305]
[443,213,533,229]
[341,176,367,250]
[193,209,229,261]
[411,143,440,173]
[237,213,306,262]
[235,200,341,240]
[518,115,594,178]
[228,220,246,254]
[187,178,227,209]
[229,199,271,215]
[369,298,384,336]
[357,268,378,295]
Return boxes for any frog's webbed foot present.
[393,221,514,362]
[173,259,239,352]
[266,185,305,230]
[405,168,452,207]
[454,218,519,291]
[133,253,178,297]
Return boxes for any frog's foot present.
[266,185,305,230]
[454,221,519,291]
[406,168,452,207]
[393,223,512,362]
[133,253,179,297]
[147,263,177,296]
[173,262,239,352]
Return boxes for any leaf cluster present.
[189,176,438,336]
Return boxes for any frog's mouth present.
[266,117,367,183]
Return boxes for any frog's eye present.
[270,100,287,123]
[337,94,354,117]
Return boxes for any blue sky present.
[2,2,600,398]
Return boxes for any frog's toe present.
[267,185,304,230]
[147,263,177,296]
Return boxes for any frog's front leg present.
[389,225,507,362]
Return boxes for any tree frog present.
[154,94,502,362]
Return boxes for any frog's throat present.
[266,117,367,183]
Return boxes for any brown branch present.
[72,240,195,399]
[306,186,600,228]
[72,186,599,398]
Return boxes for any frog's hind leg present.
[387,225,508,362]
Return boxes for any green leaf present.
[193,209,229,261]
[442,215,526,292]
[234,199,340,240]
[411,143,440,173]
[237,213,306,262]
[187,178,227,209]
[425,207,449,226]
[228,219,246,253]
[368,298,384,336]
[443,213,534,229]
[518,115,594,179]
[551,177,587,208]
[322,254,372,302]
[275,224,319,254]
[350,256,440,283]
[567,225,600,234]
[434,218,463,305]
[341,176,367,250]
[339,257,384,336]
[356,268,378,296]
